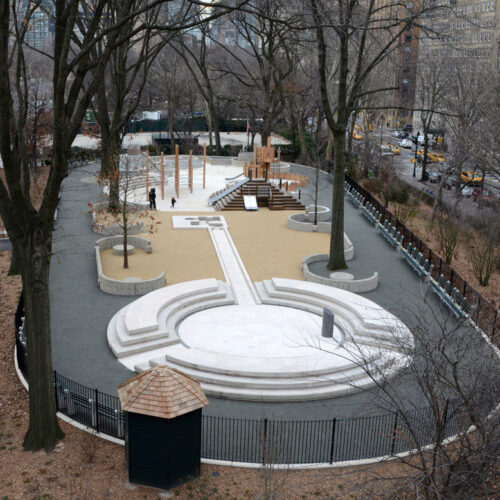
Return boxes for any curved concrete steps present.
[107,279,234,358]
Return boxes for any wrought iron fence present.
[344,174,499,343]
[14,293,479,465]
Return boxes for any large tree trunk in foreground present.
[20,224,64,452]
[100,128,121,211]
[328,131,347,271]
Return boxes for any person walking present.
[170,196,176,208]
[149,188,157,210]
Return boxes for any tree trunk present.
[297,115,307,156]
[108,130,121,212]
[21,225,64,451]
[212,113,222,155]
[420,131,429,182]
[328,131,348,271]
[325,129,334,162]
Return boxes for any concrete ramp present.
[243,195,258,211]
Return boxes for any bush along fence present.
[344,174,499,345]
[14,292,477,465]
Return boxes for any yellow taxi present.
[368,124,375,132]
[390,145,401,155]
[354,125,362,131]
[461,170,483,186]
[353,132,363,140]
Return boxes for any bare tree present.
[465,215,500,287]
[0,0,248,452]
[209,0,300,147]
[308,0,413,270]
[436,209,462,265]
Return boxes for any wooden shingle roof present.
[117,366,209,419]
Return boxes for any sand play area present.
[98,210,331,284]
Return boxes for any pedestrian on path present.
[149,188,156,210]
[171,197,177,208]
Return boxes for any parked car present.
[353,132,363,140]
[400,138,413,149]
[392,130,400,138]
[403,124,413,133]
[472,188,497,207]
[461,170,484,186]
[428,171,441,183]
[461,185,473,197]
[390,146,401,155]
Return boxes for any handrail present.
[207,177,249,205]
[225,172,245,182]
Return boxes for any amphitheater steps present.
[213,180,305,211]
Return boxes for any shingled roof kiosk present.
[118,366,209,491]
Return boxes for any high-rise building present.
[22,0,54,51]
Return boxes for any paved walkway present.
[48,161,486,420]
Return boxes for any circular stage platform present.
[107,277,412,402]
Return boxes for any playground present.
[10,144,496,466]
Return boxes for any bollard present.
[322,309,334,338]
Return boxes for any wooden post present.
[203,144,207,189]
[145,150,149,201]
[175,144,179,198]
[278,147,281,164]
[253,147,257,164]
[161,152,165,200]
[189,150,193,193]
[267,136,272,148]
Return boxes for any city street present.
[370,127,499,218]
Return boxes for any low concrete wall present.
[95,236,165,296]
[205,156,236,166]
[305,205,330,222]
[302,254,378,292]
[287,215,354,261]
[96,235,153,253]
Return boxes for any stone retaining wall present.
[95,236,165,296]
[287,215,354,261]
[302,254,378,292]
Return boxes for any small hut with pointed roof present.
[118,366,209,490]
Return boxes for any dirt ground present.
[98,211,332,284]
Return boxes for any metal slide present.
[243,195,258,211]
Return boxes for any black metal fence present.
[344,174,499,344]
[14,293,476,464]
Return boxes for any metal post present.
[390,413,399,455]
[476,296,481,324]
[145,150,149,201]
[54,370,59,412]
[492,310,497,338]
[261,418,268,465]
[95,388,100,433]
[450,269,454,289]
[203,144,207,189]
[329,418,337,464]
[439,258,442,277]
[160,152,164,200]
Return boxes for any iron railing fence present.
[344,174,499,343]
[14,293,489,464]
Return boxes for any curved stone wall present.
[302,254,378,292]
[95,236,165,296]
[304,205,330,222]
